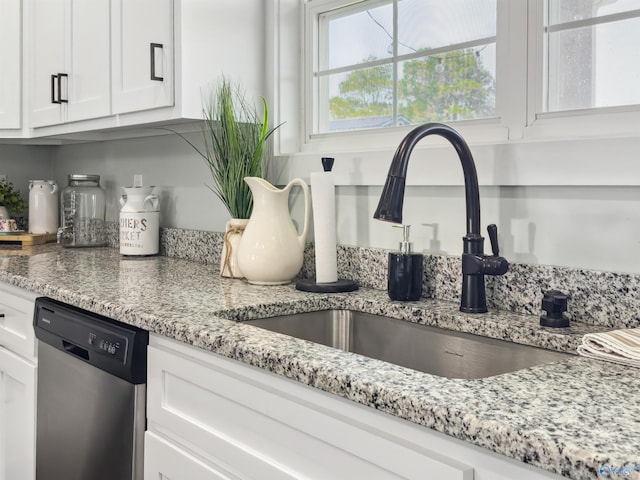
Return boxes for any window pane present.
[547,17,640,111]
[548,0,640,25]
[321,2,393,71]
[314,0,497,134]
[398,45,496,123]
[398,0,496,54]
[323,65,394,132]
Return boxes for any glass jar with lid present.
[59,174,106,247]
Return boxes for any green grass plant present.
[176,77,280,219]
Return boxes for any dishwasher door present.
[34,297,148,480]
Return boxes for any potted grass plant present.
[175,77,280,278]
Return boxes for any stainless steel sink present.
[245,310,570,379]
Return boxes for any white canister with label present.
[119,175,159,256]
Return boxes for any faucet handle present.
[487,224,500,256]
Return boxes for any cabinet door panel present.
[112,0,174,114]
[28,0,66,128]
[0,347,36,480]
[67,0,111,122]
[148,344,472,480]
[0,0,21,129]
[0,283,37,359]
[144,431,242,480]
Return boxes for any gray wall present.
[0,144,54,199]
[2,136,636,274]
[51,133,231,231]
[46,134,640,275]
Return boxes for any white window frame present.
[524,0,640,139]
[266,0,640,188]
[301,0,516,152]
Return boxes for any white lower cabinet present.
[147,335,563,480]
[0,347,36,480]
[145,431,246,480]
[0,283,38,480]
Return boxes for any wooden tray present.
[0,232,57,246]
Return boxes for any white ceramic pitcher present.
[28,180,58,234]
[237,177,310,285]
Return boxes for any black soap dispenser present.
[388,225,424,301]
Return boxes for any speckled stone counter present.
[1,246,638,480]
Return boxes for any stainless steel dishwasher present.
[33,297,148,480]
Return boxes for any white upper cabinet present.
[114,0,265,128]
[27,0,111,128]
[3,0,264,139]
[112,0,174,114]
[0,0,22,130]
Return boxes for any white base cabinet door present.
[145,431,245,480]
[0,282,39,359]
[0,347,36,480]
[147,335,564,480]
[0,282,38,480]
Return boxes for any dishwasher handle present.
[63,340,90,360]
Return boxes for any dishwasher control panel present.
[88,330,126,361]
[33,297,148,384]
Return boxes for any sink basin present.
[244,310,570,379]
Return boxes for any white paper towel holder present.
[296,157,358,293]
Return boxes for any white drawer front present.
[147,343,473,480]
[0,283,37,359]
[144,431,242,480]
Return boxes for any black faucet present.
[373,122,508,313]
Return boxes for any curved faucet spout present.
[374,122,508,314]
[373,122,481,235]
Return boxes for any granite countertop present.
[1,246,638,480]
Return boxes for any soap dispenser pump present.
[388,225,423,301]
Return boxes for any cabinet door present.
[28,0,110,128]
[112,0,174,114]
[67,0,111,123]
[27,0,66,128]
[145,431,243,480]
[148,343,472,480]
[0,283,37,359]
[0,0,21,129]
[0,347,36,480]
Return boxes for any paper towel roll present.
[311,170,338,283]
